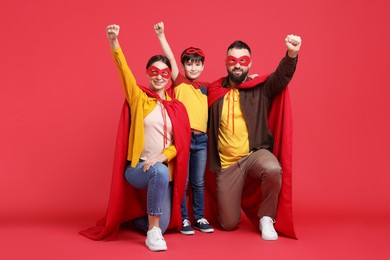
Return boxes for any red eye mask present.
[147,66,171,79]
[185,48,205,57]
[225,55,251,66]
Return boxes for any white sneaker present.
[145,226,167,251]
[259,216,278,240]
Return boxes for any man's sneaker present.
[145,226,167,251]
[194,218,214,233]
[180,219,195,235]
[259,216,278,240]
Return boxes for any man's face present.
[226,48,252,85]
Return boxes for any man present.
[207,35,302,240]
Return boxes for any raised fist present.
[285,34,302,53]
[106,24,120,40]
[154,22,164,36]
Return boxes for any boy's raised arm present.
[154,22,179,81]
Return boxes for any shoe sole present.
[180,230,195,235]
[145,241,167,251]
[262,236,278,241]
[194,227,214,233]
[261,233,278,241]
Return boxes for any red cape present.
[204,76,297,239]
[80,89,191,240]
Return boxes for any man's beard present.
[228,69,248,84]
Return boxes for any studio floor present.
[2,210,389,260]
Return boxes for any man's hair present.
[226,40,251,55]
[146,55,172,70]
[180,47,205,65]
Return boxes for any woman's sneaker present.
[194,218,214,233]
[145,226,167,251]
[180,219,195,235]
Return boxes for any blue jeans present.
[181,132,208,221]
[125,161,172,233]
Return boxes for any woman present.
[80,24,190,252]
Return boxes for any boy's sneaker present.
[180,219,195,235]
[194,218,214,233]
[259,216,278,240]
[145,226,167,251]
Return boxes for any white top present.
[141,101,173,160]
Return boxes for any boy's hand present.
[154,22,165,36]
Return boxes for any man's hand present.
[154,22,165,36]
[285,34,302,58]
[106,24,120,50]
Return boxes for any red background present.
[1,0,390,258]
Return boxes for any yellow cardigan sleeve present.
[162,145,177,162]
[112,46,143,104]
[112,46,145,166]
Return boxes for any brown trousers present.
[216,149,282,230]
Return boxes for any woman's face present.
[146,61,171,92]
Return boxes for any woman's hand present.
[142,154,168,172]
[106,24,120,50]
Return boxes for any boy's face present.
[182,59,204,81]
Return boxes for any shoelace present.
[150,227,165,241]
[183,219,191,227]
[262,218,276,232]
[196,218,210,225]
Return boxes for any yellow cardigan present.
[112,47,176,178]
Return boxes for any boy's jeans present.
[181,132,208,221]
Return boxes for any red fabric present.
[207,75,269,107]
[80,91,191,240]
[170,73,210,90]
[204,76,297,239]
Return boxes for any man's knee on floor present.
[220,218,239,231]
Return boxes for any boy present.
[154,22,213,235]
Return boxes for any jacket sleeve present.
[263,53,298,98]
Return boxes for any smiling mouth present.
[154,80,165,86]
